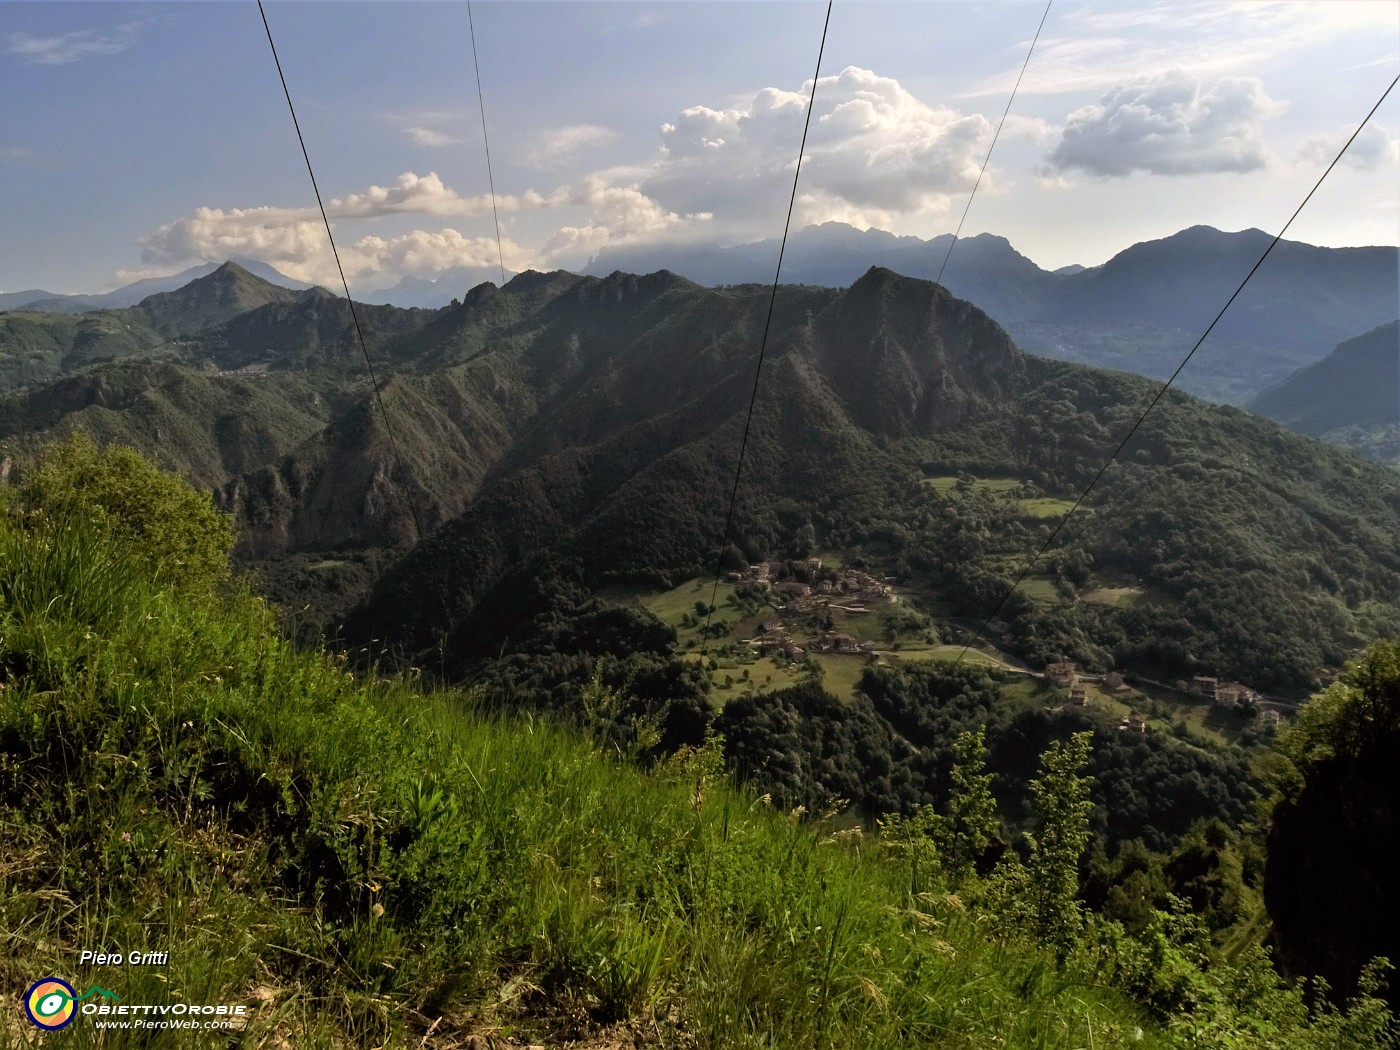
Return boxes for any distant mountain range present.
[584,223,1062,321]
[584,223,1398,405]
[7,226,1393,406]
[355,265,514,309]
[3,261,1400,693]
[3,257,313,314]
[0,262,340,394]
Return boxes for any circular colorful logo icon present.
[24,978,77,1030]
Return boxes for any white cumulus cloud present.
[134,172,556,285]
[638,66,998,237]
[341,229,528,282]
[326,171,566,219]
[1045,72,1283,177]
[541,177,709,258]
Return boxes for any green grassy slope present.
[7,442,1399,1049]
[1,508,1176,1049]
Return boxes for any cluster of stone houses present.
[814,632,877,654]
[729,560,896,614]
[1041,663,1281,735]
[752,635,807,661]
[215,363,271,379]
[730,559,823,587]
[1044,661,1145,731]
[747,622,879,661]
[1191,675,1260,710]
[1044,661,1096,705]
[726,561,901,661]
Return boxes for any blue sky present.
[2,0,1397,294]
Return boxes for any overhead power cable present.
[467,0,508,288]
[953,71,1400,668]
[700,0,834,652]
[911,0,1052,350]
[256,0,455,656]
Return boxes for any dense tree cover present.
[15,431,234,595]
[429,555,713,753]
[811,412,1400,692]
[716,681,917,816]
[712,660,1258,858]
[1083,819,1266,945]
[1266,641,1400,1011]
[875,708,1399,1047]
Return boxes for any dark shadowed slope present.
[1250,322,1399,435]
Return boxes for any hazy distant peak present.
[130,258,305,337]
[1146,225,1274,251]
[959,232,1014,248]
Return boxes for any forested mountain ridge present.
[0,262,336,394]
[8,226,1395,406]
[1249,321,1400,466]
[336,266,1400,694]
[4,262,1400,694]
[585,223,1398,404]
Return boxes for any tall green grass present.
[6,508,1400,1049]
[1,511,1171,1047]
